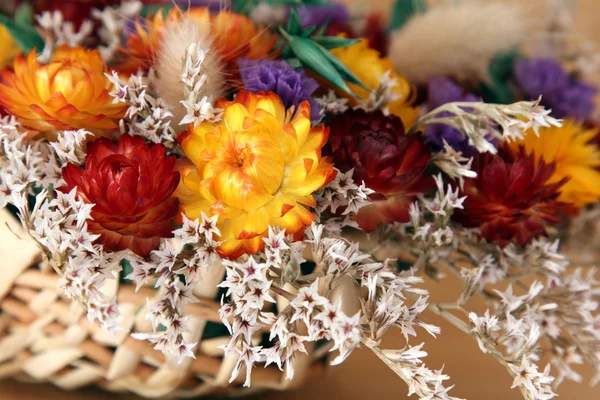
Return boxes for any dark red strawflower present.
[325,109,434,231]
[452,151,570,247]
[364,14,389,57]
[60,134,180,257]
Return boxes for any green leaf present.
[0,15,43,54]
[14,3,34,27]
[478,77,514,105]
[312,36,361,50]
[287,7,302,35]
[280,29,355,96]
[119,259,134,283]
[302,26,318,38]
[390,0,426,31]
[477,50,520,104]
[315,42,369,91]
[140,5,172,18]
[489,50,520,80]
[287,58,302,68]
[314,22,328,37]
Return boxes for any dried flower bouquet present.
[1,1,600,399]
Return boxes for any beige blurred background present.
[3,0,600,399]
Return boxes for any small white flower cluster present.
[307,226,456,398]
[459,254,506,303]
[215,223,451,396]
[542,268,600,387]
[106,71,178,148]
[409,175,465,250]
[444,233,600,395]
[36,10,94,62]
[416,97,562,154]
[261,226,306,283]
[92,1,143,62]
[357,70,402,115]
[28,188,124,332]
[377,345,458,399]
[430,141,477,188]
[217,228,323,386]
[504,239,569,276]
[0,121,42,210]
[179,43,223,127]
[131,213,221,363]
[310,225,455,397]
[59,249,123,332]
[0,117,69,205]
[49,129,91,165]
[362,268,440,343]
[0,117,124,331]
[315,90,349,121]
[314,169,374,233]
[470,310,556,400]
[509,358,556,400]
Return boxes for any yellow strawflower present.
[506,120,600,208]
[330,40,419,128]
[0,24,21,69]
[177,91,336,259]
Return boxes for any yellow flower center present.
[206,128,285,211]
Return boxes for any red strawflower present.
[325,109,434,231]
[60,134,180,256]
[452,151,570,247]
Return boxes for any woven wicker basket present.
[0,209,327,398]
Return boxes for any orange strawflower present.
[0,46,126,138]
[118,7,278,76]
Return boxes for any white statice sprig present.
[36,10,94,62]
[356,70,401,115]
[412,97,562,154]
[315,90,349,121]
[49,129,91,165]
[406,174,466,264]
[215,223,452,397]
[91,1,143,62]
[105,71,179,149]
[16,186,125,333]
[431,140,477,188]
[314,168,374,232]
[0,117,81,200]
[131,212,221,364]
[508,358,556,400]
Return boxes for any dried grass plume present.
[388,1,543,84]
[154,17,226,130]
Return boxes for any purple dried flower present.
[546,81,597,121]
[296,2,350,28]
[514,57,597,121]
[238,58,320,121]
[514,58,570,99]
[424,77,479,154]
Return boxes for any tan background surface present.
[3,0,600,399]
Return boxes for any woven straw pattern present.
[0,209,326,398]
